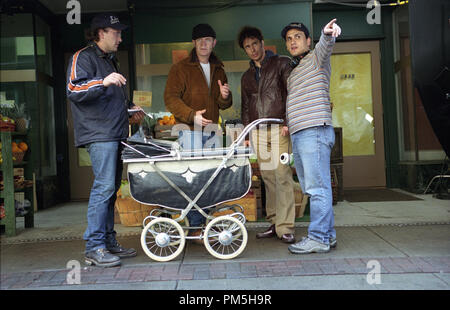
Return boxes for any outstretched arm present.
[315,18,342,67]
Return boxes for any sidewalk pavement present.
[1,191,449,290]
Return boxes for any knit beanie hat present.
[192,24,216,40]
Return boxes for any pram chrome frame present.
[122,118,283,261]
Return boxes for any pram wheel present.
[144,209,190,237]
[140,217,186,262]
[203,215,248,260]
[206,204,246,225]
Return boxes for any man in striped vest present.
[282,19,341,254]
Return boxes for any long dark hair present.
[84,27,103,42]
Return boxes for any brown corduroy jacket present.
[164,49,232,129]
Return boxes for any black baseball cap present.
[281,22,310,40]
[91,13,128,31]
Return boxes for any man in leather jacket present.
[238,26,296,244]
[67,13,144,267]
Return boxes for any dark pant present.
[84,141,122,253]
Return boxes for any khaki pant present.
[251,126,296,237]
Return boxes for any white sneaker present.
[330,237,337,248]
[288,237,330,254]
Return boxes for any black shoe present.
[280,234,296,244]
[85,248,121,267]
[107,241,137,258]
[256,224,276,239]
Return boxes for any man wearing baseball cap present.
[164,23,232,242]
[67,13,144,267]
[282,19,341,254]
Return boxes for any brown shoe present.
[256,224,276,239]
[280,234,295,244]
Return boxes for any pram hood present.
[123,130,252,210]
[122,130,178,160]
[127,156,251,210]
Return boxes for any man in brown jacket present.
[238,26,296,244]
[164,23,232,235]
[165,23,232,150]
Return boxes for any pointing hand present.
[323,18,341,38]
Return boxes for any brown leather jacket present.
[241,50,292,126]
[164,49,232,129]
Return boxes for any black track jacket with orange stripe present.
[66,42,133,147]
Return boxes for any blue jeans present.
[84,141,123,253]
[178,130,221,226]
[291,125,336,245]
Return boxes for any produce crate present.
[154,124,178,139]
[213,190,257,221]
[115,196,159,227]
[251,179,263,220]
[12,151,25,164]
[331,127,343,164]
[331,163,343,202]
[294,182,309,218]
[0,121,15,132]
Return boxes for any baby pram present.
[122,118,283,262]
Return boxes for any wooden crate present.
[331,127,343,164]
[213,191,257,221]
[114,205,121,224]
[251,180,263,220]
[154,124,177,139]
[115,196,159,227]
[293,182,309,218]
[331,163,344,202]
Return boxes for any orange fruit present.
[18,142,28,152]
[12,143,22,153]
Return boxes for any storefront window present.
[35,15,53,77]
[0,14,35,70]
[1,12,56,179]
[37,83,56,176]
[393,6,445,161]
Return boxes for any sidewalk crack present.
[365,226,410,257]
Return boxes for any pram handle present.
[232,118,284,147]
